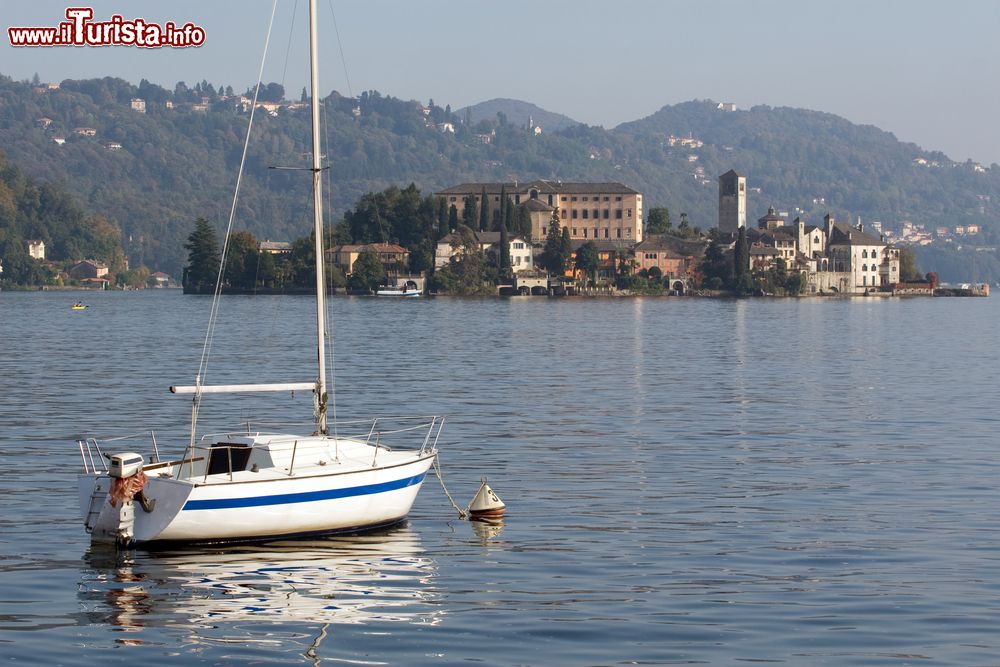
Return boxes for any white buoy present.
[468,479,505,520]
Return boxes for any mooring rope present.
[433,455,468,520]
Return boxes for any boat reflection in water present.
[80,525,441,642]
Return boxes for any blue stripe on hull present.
[182,471,427,511]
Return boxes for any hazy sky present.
[3,1,999,165]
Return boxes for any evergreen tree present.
[504,196,515,233]
[497,185,507,231]
[448,204,459,233]
[575,241,600,286]
[734,227,751,293]
[183,217,221,294]
[539,211,566,275]
[499,224,511,274]
[462,195,478,229]
[646,207,671,234]
[478,187,490,232]
[437,197,449,239]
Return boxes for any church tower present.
[718,169,746,235]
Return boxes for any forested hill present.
[1,74,999,281]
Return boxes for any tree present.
[448,204,459,234]
[223,230,259,291]
[478,187,490,232]
[499,225,511,274]
[347,248,385,292]
[575,241,600,286]
[734,227,750,289]
[497,185,507,232]
[462,195,478,229]
[899,246,922,281]
[539,211,567,275]
[646,207,671,234]
[437,197,449,239]
[183,218,220,294]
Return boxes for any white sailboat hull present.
[79,435,436,545]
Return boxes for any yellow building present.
[436,181,643,243]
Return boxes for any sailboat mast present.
[308,0,328,434]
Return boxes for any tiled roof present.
[828,223,885,247]
[437,180,639,196]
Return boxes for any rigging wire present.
[189,0,280,447]
[320,0,357,444]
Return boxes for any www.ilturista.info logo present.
[8,7,205,48]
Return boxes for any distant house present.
[36,117,53,128]
[437,122,455,133]
[52,136,66,145]
[190,103,208,112]
[717,102,737,112]
[68,259,109,280]
[73,127,97,137]
[632,235,700,279]
[328,243,409,275]
[434,229,533,273]
[130,98,146,113]
[27,240,45,260]
[259,240,292,255]
[149,271,172,287]
[104,141,122,150]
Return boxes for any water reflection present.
[80,525,442,639]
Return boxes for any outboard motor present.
[87,452,154,546]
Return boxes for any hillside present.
[456,98,581,133]
[1,76,999,282]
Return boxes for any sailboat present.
[76,0,441,547]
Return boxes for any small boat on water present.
[376,286,421,298]
[71,302,88,310]
[76,0,441,547]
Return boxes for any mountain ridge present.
[1,74,997,282]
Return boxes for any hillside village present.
[358,173,975,297]
[4,77,1000,291]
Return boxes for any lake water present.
[2,290,1000,665]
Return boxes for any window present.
[583,228,588,238]
[582,196,589,201]
[603,210,609,219]
[615,196,622,201]
[449,196,457,202]
[604,196,610,201]
[627,209,632,217]
[862,264,868,272]
[625,228,631,237]
[617,228,622,238]
[594,228,599,239]
[862,249,868,258]
[571,196,578,202]
[530,189,538,199]
[582,210,589,219]
[515,195,521,204]
[604,228,609,238]
[572,228,577,235]
[561,196,568,202]
[572,210,578,219]
[871,251,878,261]
[592,209,599,219]
[615,210,623,219]
[548,195,554,205]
